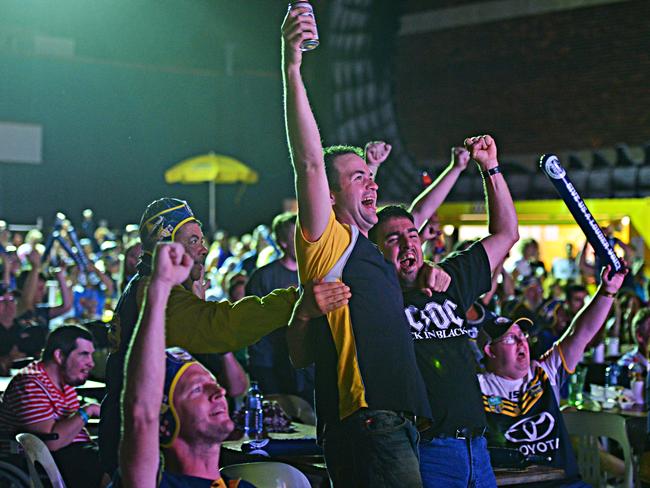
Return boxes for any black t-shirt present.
[246,260,297,295]
[245,260,297,368]
[402,243,492,436]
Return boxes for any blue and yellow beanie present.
[160,347,199,448]
[139,198,197,252]
[137,198,199,275]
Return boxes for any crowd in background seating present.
[1,210,648,387]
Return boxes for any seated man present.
[478,265,627,486]
[118,242,349,487]
[0,324,107,488]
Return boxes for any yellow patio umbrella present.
[165,152,259,232]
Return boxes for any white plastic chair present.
[14,433,66,488]
[562,410,634,488]
[220,461,310,488]
[265,394,316,426]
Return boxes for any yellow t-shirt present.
[296,210,368,420]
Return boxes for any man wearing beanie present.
[100,198,350,476]
[116,243,347,487]
[115,242,253,487]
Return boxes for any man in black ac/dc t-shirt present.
[369,135,519,487]
[402,243,491,436]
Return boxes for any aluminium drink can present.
[289,1,319,51]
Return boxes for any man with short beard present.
[370,135,519,487]
[0,325,107,488]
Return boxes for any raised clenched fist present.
[152,242,192,287]
[464,135,498,170]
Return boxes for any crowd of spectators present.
[0,192,648,483]
[0,210,647,369]
[0,209,310,387]
[0,8,648,487]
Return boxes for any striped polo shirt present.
[0,361,90,443]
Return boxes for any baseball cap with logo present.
[476,315,534,351]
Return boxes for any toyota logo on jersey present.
[505,412,555,443]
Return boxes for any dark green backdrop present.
[0,0,296,235]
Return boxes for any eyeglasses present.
[494,332,529,345]
[0,295,16,303]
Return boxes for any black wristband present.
[482,166,501,178]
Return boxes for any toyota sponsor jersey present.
[478,346,578,478]
[403,242,492,436]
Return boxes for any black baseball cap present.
[477,316,533,351]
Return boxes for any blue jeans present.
[419,435,496,488]
[323,409,422,488]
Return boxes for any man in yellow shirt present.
[282,8,453,487]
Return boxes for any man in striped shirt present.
[0,324,108,488]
